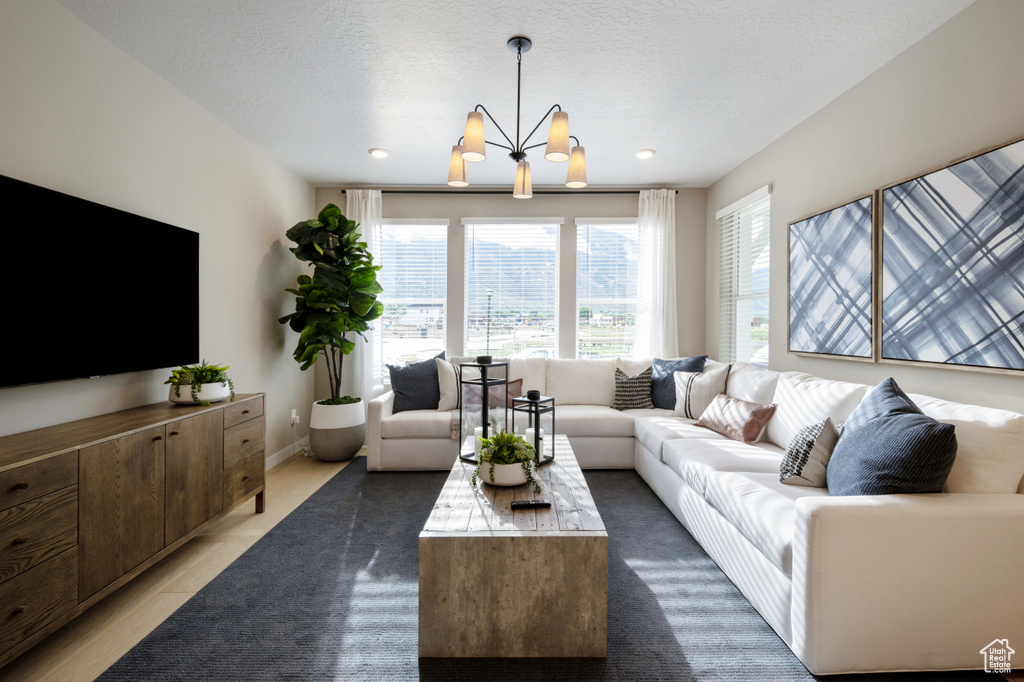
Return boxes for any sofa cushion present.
[509,356,547,395]
[672,363,730,419]
[381,409,458,439]
[725,362,779,404]
[388,352,444,413]
[651,355,708,409]
[436,358,460,411]
[547,358,615,406]
[908,392,1024,494]
[614,367,655,410]
[663,437,784,497]
[549,404,635,438]
[765,371,868,448]
[616,357,653,378]
[827,378,958,496]
[696,394,777,444]
[634,415,728,460]
[703,471,829,576]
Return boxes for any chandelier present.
[447,36,587,198]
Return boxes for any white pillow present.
[765,372,868,448]
[673,364,730,419]
[725,361,779,405]
[436,358,460,411]
[546,358,615,406]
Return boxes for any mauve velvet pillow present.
[696,393,777,444]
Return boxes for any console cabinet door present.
[164,411,223,545]
[79,426,165,600]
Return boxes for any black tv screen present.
[0,174,199,389]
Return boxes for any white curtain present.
[636,189,679,358]
[344,189,383,401]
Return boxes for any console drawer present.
[0,453,78,513]
[223,397,264,429]
[224,419,264,470]
[223,455,263,509]
[0,548,77,656]
[0,486,77,584]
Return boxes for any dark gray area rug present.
[99,458,987,681]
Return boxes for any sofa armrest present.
[365,391,395,471]
[790,493,1024,674]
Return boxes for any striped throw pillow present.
[614,367,655,410]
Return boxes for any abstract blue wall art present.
[881,138,1024,371]
[788,196,873,358]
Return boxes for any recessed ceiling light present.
[368,148,389,159]
[635,149,656,160]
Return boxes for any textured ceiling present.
[56,0,973,188]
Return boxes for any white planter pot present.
[309,400,365,462]
[168,382,231,405]
[477,461,528,487]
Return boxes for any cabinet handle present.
[11,537,26,546]
[153,436,163,442]
[241,476,249,481]
[242,439,249,444]
[11,483,28,491]
[13,606,26,615]
[170,431,179,436]
[242,410,250,414]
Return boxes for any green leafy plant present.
[471,430,540,493]
[278,204,383,404]
[165,361,235,406]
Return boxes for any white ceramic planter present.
[168,382,231,405]
[309,400,365,462]
[477,461,529,487]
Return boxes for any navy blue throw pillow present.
[651,356,707,409]
[388,352,445,414]
[826,378,957,496]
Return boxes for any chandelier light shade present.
[447,37,587,197]
[461,111,486,162]
[566,145,587,188]
[513,161,532,199]
[544,111,570,162]
[447,145,468,187]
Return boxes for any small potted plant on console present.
[472,430,541,492]
[166,361,235,406]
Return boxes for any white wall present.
[313,188,706,398]
[705,0,1024,413]
[0,0,315,456]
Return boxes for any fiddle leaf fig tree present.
[279,204,383,404]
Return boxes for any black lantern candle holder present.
[512,394,555,467]
[458,360,509,463]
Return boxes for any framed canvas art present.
[788,195,874,359]
[880,136,1024,373]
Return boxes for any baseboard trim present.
[267,436,309,470]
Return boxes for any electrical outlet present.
[291,408,300,425]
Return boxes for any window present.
[375,221,447,381]
[576,219,639,358]
[463,219,560,357]
[717,186,771,366]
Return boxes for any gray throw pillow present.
[614,367,654,410]
[826,378,957,495]
[780,418,840,487]
[388,351,445,413]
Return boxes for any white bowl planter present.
[309,400,365,462]
[477,462,529,487]
[168,382,232,405]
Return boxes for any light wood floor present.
[3,451,349,682]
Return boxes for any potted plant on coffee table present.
[279,204,383,461]
[471,430,541,492]
[166,361,235,406]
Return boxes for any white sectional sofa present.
[366,356,1024,675]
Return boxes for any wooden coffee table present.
[418,434,608,658]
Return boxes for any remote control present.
[510,499,551,510]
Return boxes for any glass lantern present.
[458,360,509,462]
[512,394,555,467]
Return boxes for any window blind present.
[464,221,559,357]
[717,186,771,366]
[376,222,448,384]
[575,219,639,358]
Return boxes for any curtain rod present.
[337,189,678,195]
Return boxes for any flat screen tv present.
[0,174,199,389]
